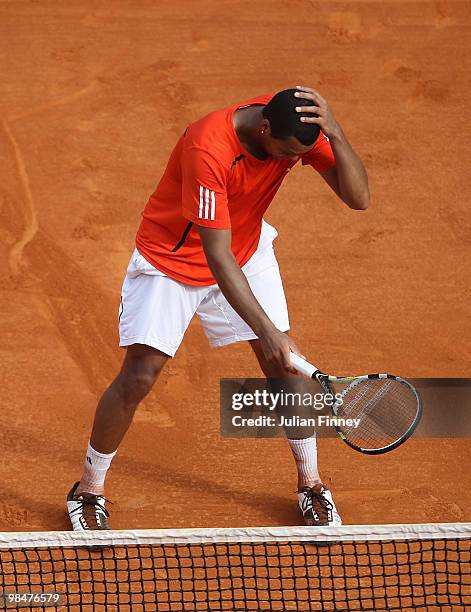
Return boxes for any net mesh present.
[0,524,469,611]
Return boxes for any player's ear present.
[260,119,271,137]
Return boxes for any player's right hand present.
[259,328,304,375]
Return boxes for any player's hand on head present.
[293,85,341,140]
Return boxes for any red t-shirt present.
[135,93,336,286]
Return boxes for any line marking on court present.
[1,119,38,277]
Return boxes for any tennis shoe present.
[67,481,111,531]
[298,484,342,526]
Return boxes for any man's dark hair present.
[262,89,320,146]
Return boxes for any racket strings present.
[333,378,418,450]
[339,379,392,419]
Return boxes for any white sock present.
[78,442,117,495]
[288,435,320,489]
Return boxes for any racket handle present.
[290,353,318,378]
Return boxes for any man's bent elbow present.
[349,192,370,210]
[354,198,370,211]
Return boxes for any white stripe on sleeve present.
[210,191,216,221]
[204,188,210,219]
[198,185,216,221]
[198,185,204,218]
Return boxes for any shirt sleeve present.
[301,132,336,172]
[181,146,231,229]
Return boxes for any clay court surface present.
[0,1,470,532]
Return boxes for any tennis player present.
[67,87,369,530]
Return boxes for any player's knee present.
[117,347,168,406]
[119,363,160,405]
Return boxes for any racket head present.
[317,374,422,455]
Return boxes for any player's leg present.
[199,228,321,489]
[78,344,168,492]
[249,339,324,500]
[249,339,340,526]
[67,344,167,531]
[248,339,322,487]
[197,223,341,525]
[68,249,207,531]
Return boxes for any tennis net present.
[0,523,469,611]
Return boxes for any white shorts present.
[118,221,290,357]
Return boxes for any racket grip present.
[290,353,318,378]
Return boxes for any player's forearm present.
[330,129,370,210]
[205,250,275,337]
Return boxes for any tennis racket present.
[290,353,422,455]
